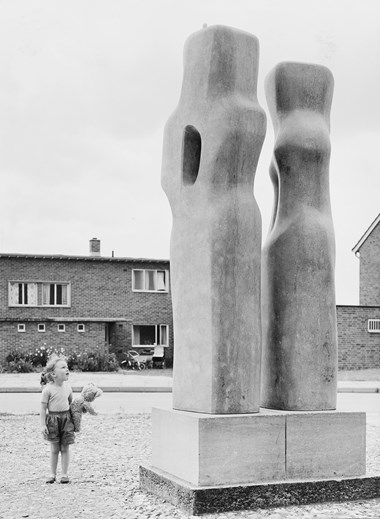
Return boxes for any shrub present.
[74,351,119,372]
[6,357,34,373]
[67,351,80,370]
[2,348,120,373]
[5,350,34,373]
[4,347,60,373]
[30,345,62,367]
[101,353,120,372]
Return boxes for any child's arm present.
[40,402,48,438]
[68,387,73,405]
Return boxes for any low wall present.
[0,320,106,365]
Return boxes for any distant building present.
[2,216,380,371]
[0,239,173,366]
[352,213,380,306]
[337,213,380,370]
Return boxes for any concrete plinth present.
[140,465,380,516]
[140,407,371,514]
[151,408,286,486]
[150,408,365,486]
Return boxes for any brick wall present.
[337,305,380,370]
[359,222,380,305]
[0,256,173,366]
[6,256,380,372]
[0,321,106,361]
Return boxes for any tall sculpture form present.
[141,39,372,517]
[161,25,266,413]
[261,62,338,411]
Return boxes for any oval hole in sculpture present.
[182,125,201,186]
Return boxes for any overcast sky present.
[0,0,379,304]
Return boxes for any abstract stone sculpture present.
[141,40,372,517]
[261,62,337,411]
[161,25,266,413]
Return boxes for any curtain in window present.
[160,325,168,345]
[42,284,50,305]
[134,271,144,290]
[9,283,19,305]
[133,326,140,346]
[147,271,155,291]
[157,271,166,291]
[28,283,38,305]
[61,285,68,305]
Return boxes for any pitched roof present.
[352,213,380,254]
[0,253,169,264]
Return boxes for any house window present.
[9,282,38,306]
[18,324,26,332]
[57,324,66,332]
[42,283,69,306]
[77,324,85,332]
[368,319,380,333]
[9,281,70,307]
[132,270,168,292]
[38,324,46,332]
[132,324,169,347]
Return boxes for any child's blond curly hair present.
[41,353,67,385]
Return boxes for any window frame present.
[8,280,71,308]
[8,281,38,307]
[42,282,71,307]
[77,324,85,333]
[132,269,169,293]
[37,323,46,333]
[368,319,380,333]
[131,324,169,348]
[57,324,66,333]
[17,323,26,333]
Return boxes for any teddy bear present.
[70,382,103,432]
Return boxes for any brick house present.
[2,213,380,371]
[353,213,380,306]
[0,239,173,366]
[337,213,380,369]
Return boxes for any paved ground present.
[1,369,379,518]
[1,368,380,393]
[0,369,174,392]
[338,369,380,381]
[1,413,380,519]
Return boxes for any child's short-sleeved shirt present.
[41,382,73,412]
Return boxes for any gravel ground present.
[1,413,380,519]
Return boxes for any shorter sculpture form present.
[140,26,374,516]
[261,62,337,411]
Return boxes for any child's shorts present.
[46,411,75,445]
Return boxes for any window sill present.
[8,304,71,308]
[132,290,168,294]
[133,345,169,348]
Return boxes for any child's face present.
[53,360,69,382]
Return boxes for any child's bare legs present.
[50,443,60,478]
[49,443,70,480]
[60,444,70,477]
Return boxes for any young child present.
[40,354,75,484]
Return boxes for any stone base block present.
[284,410,366,479]
[151,407,286,486]
[140,464,380,516]
[149,408,366,487]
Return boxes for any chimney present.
[89,237,101,257]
